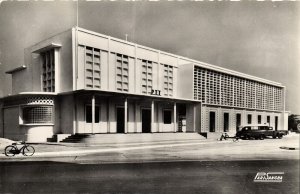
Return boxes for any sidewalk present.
[0,138,220,158]
[0,133,298,162]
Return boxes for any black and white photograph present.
[0,1,299,193]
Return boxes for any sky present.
[0,1,299,114]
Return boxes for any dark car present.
[236,125,288,140]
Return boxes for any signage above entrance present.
[151,89,161,96]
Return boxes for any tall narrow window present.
[236,113,241,131]
[85,105,100,123]
[163,64,173,97]
[85,47,101,89]
[141,60,153,94]
[209,112,216,132]
[116,54,129,92]
[267,116,270,124]
[275,116,278,130]
[224,113,229,132]
[247,114,252,124]
[258,115,261,124]
[41,49,55,92]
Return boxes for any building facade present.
[0,27,288,142]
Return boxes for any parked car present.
[236,125,288,140]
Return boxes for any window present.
[275,116,278,130]
[141,60,153,94]
[209,112,216,132]
[267,116,270,124]
[85,105,100,123]
[85,47,101,89]
[163,110,172,124]
[247,114,252,124]
[258,115,261,124]
[23,106,53,124]
[224,113,229,132]
[163,64,173,97]
[236,113,241,131]
[116,54,129,92]
[41,49,55,92]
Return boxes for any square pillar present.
[174,102,177,132]
[124,98,128,133]
[151,100,154,133]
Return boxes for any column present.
[92,94,95,134]
[107,98,110,133]
[151,100,154,133]
[174,102,177,133]
[135,101,139,133]
[124,98,128,133]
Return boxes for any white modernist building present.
[0,27,288,142]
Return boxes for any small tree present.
[288,114,300,131]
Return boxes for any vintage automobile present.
[236,125,288,140]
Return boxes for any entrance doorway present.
[177,104,186,132]
[224,113,229,132]
[142,109,151,133]
[209,112,216,132]
[116,107,124,133]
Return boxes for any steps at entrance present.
[60,133,206,144]
[60,134,93,143]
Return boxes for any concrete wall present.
[21,125,54,142]
[11,30,73,94]
[177,63,194,100]
[76,29,181,99]
[200,105,285,133]
[2,105,56,142]
[3,107,21,141]
[59,95,74,134]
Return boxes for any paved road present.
[0,135,299,193]
[0,160,298,194]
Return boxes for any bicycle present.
[217,133,229,141]
[217,133,240,142]
[4,141,35,157]
[232,136,239,142]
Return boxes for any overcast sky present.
[0,1,299,114]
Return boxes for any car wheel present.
[278,134,283,139]
[272,135,276,139]
[259,135,264,140]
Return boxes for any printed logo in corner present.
[254,172,284,182]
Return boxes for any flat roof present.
[76,27,283,87]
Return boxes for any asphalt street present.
[0,160,298,194]
[0,134,299,193]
